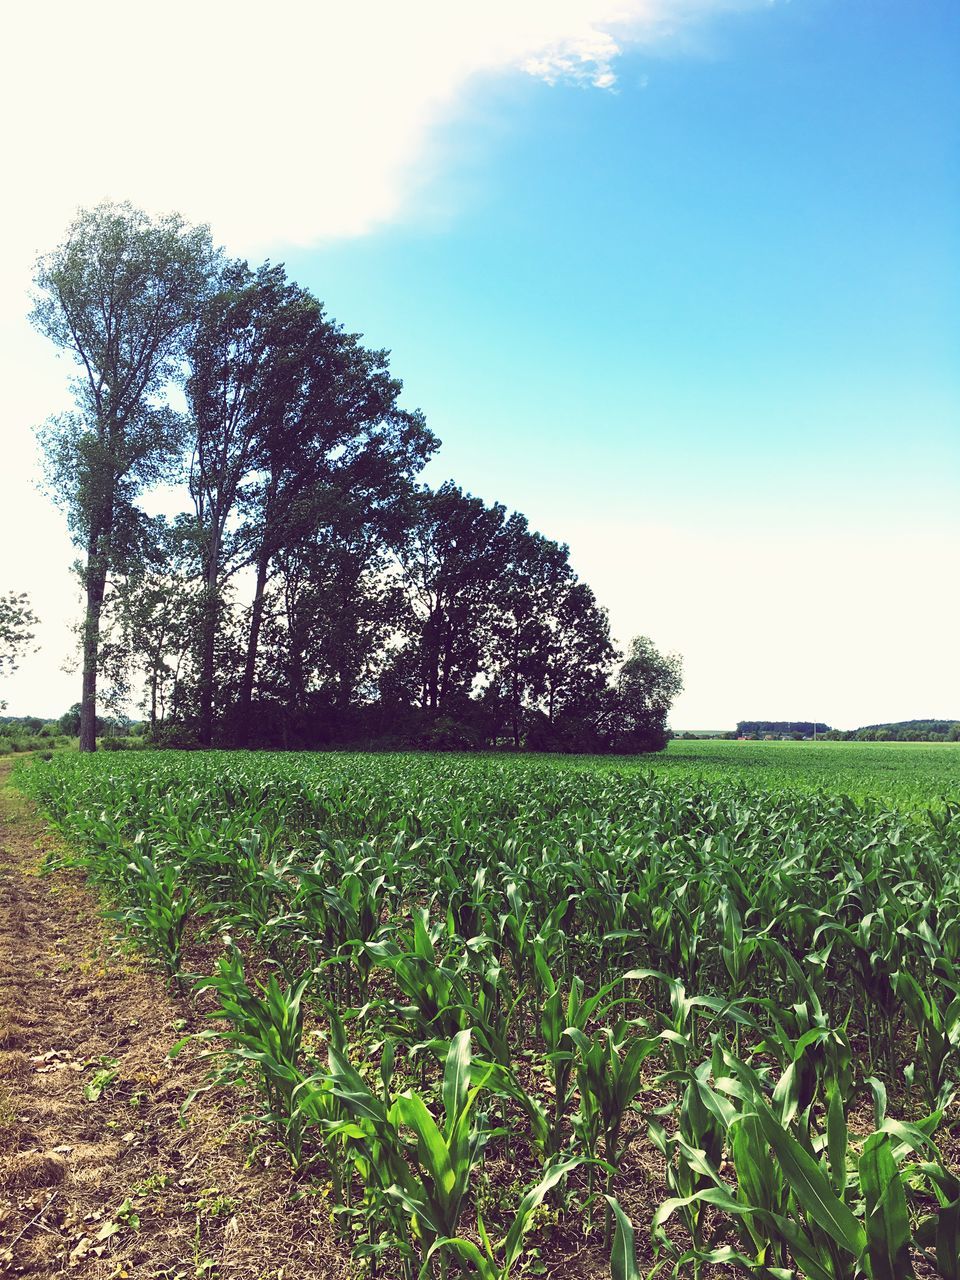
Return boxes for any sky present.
[1,0,958,729]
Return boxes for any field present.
[652,739,960,810]
[11,745,960,1279]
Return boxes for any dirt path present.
[0,759,345,1280]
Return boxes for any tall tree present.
[31,202,215,751]
[99,521,201,737]
[540,580,616,728]
[185,259,314,744]
[485,518,616,748]
[234,317,435,743]
[267,454,416,729]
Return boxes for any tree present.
[31,202,216,751]
[539,580,617,742]
[263,459,416,736]
[481,520,616,749]
[58,704,82,736]
[397,483,509,713]
[0,591,39,708]
[609,635,683,752]
[232,315,435,743]
[185,259,308,745]
[98,521,202,736]
[486,517,573,748]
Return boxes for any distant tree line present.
[736,721,831,739]
[823,720,960,743]
[31,203,682,754]
[735,719,959,743]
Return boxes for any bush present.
[151,722,201,750]
[410,716,483,752]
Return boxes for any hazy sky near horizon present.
[1,0,958,729]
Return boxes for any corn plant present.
[892,964,960,1109]
[420,1156,589,1280]
[566,1020,660,1242]
[914,1156,960,1280]
[190,941,312,1162]
[107,840,194,982]
[606,1196,641,1280]
[653,1046,945,1280]
[323,1029,502,1277]
[534,949,638,1156]
[814,911,904,1076]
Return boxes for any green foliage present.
[612,634,684,751]
[0,591,38,687]
[32,201,217,752]
[190,943,312,1161]
[108,841,194,979]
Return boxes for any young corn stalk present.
[566,1019,660,1245]
[323,1029,503,1279]
[653,1045,949,1280]
[109,840,194,984]
[188,941,313,1163]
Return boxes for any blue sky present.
[281,0,958,531]
[2,0,958,726]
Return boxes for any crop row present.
[18,751,960,1278]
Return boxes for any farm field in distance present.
[651,737,959,810]
[11,745,960,1279]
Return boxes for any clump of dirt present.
[0,1050,31,1081]
[0,1150,68,1190]
[0,1020,27,1049]
[0,759,348,1279]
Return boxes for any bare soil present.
[0,760,347,1279]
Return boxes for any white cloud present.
[3,1,750,255]
[522,26,624,88]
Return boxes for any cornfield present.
[18,751,960,1278]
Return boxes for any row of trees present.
[31,202,682,753]
[736,721,831,739]
[823,721,960,743]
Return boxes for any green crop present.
[15,745,959,1277]
[187,941,313,1162]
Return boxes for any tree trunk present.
[286,594,305,722]
[196,514,222,748]
[197,602,215,747]
[198,576,218,748]
[79,555,107,753]
[438,631,455,711]
[511,625,521,750]
[425,606,443,712]
[237,546,270,745]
